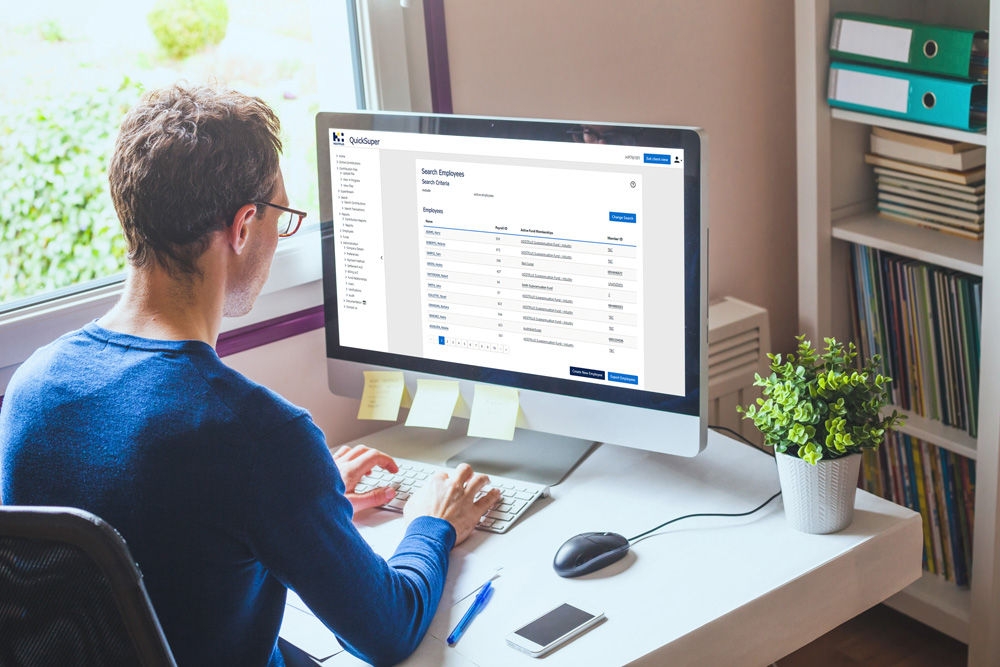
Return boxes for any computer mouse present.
[552,531,630,578]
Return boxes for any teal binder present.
[828,61,986,131]
[830,13,988,81]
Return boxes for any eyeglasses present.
[253,201,307,237]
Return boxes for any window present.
[0,0,432,392]
[1,0,355,310]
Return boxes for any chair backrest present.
[0,506,177,667]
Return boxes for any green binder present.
[830,13,988,81]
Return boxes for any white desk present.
[281,430,922,666]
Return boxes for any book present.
[865,153,986,185]
[940,450,968,586]
[915,264,942,421]
[882,254,909,407]
[908,438,935,572]
[873,167,986,196]
[921,440,947,579]
[878,193,984,223]
[878,209,985,240]
[871,127,986,171]
[933,447,957,582]
[877,182,984,213]
[933,271,960,430]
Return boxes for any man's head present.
[109,84,283,279]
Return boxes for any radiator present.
[707,297,770,448]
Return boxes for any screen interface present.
[321,117,698,411]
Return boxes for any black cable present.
[626,489,782,543]
[623,423,781,544]
[708,423,755,447]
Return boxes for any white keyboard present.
[354,458,548,533]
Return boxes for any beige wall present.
[441,0,799,352]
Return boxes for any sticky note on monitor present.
[357,370,411,421]
[467,384,519,440]
[405,379,462,429]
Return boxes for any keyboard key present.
[349,456,547,533]
[486,509,514,522]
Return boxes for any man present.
[0,84,501,666]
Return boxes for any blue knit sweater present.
[0,322,455,666]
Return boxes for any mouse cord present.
[626,424,781,544]
[625,489,782,544]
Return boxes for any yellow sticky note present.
[467,384,519,441]
[357,371,410,421]
[404,379,462,429]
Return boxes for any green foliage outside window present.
[148,0,230,60]
[0,79,143,304]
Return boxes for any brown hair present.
[108,83,282,277]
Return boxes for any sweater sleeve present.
[245,414,455,666]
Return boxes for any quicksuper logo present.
[349,135,381,147]
[331,131,344,145]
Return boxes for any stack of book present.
[827,13,988,131]
[861,431,976,587]
[864,127,986,239]
[850,244,982,437]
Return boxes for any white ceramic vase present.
[774,451,862,534]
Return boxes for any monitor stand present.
[343,422,598,487]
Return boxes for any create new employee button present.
[570,366,606,381]
[609,211,637,223]
[643,153,672,165]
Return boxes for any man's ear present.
[227,203,258,255]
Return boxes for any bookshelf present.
[795,1,1000,665]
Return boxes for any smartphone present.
[505,603,605,657]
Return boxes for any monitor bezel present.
[316,111,706,455]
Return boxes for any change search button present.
[609,211,637,223]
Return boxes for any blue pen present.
[447,581,494,646]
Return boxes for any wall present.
[441,0,799,352]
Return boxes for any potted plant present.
[738,336,904,533]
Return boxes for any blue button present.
[438,336,445,345]
[608,372,639,385]
[609,211,637,223]
[643,153,671,165]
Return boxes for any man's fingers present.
[351,486,396,511]
[333,445,398,474]
[351,448,398,474]
[475,487,503,510]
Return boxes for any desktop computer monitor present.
[316,112,706,484]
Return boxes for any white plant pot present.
[774,451,862,534]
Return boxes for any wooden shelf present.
[890,406,978,461]
[831,108,987,146]
[832,213,984,277]
[799,3,997,661]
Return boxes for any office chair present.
[0,505,177,667]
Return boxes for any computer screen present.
[316,112,706,481]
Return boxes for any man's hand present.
[332,444,399,514]
[403,463,503,545]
